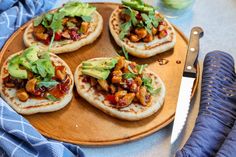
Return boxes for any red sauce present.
[49,75,71,98]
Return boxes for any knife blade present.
[170,27,204,144]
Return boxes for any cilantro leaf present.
[81,16,92,22]
[122,46,129,60]
[46,94,59,101]
[142,77,161,95]
[50,12,65,32]
[136,64,147,74]
[34,15,43,26]
[141,13,152,34]
[32,55,55,78]
[37,80,58,88]
[119,21,132,40]
[123,73,136,79]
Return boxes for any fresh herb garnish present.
[81,16,92,22]
[136,64,147,74]
[121,46,129,60]
[46,94,59,101]
[141,13,153,34]
[32,53,55,78]
[119,0,163,40]
[33,2,96,49]
[119,6,137,40]
[123,72,136,79]
[142,77,161,94]
[37,80,58,88]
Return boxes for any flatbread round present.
[109,7,176,58]
[74,57,166,121]
[0,52,74,115]
[23,11,103,54]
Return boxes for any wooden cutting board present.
[0,3,199,146]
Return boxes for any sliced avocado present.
[122,0,154,12]
[82,58,118,70]
[82,69,110,80]
[19,57,31,70]
[8,55,27,79]
[23,46,39,63]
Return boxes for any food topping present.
[33,2,96,48]
[119,0,168,43]
[3,46,71,102]
[81,56,161,108]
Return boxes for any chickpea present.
[136,86,147,106]
[55,67,66,81]
[26,78,37,93]
[129,34,140,42]
[112,70,122,84]
[135,28,148,39]
[16,89,29,102]
[117,93,135,108]
[80,22,89,34]
[115,90,127,102]
[158,30,168,39]
[135,77,142,86]
[152,27,158,35]
[110,84,117,94]
[143,34,153,42]
[115,57,125,70]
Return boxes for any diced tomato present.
[54,32,62,41]
[43,37,51,45]
[105,94,116,105]
[136,13,142,20]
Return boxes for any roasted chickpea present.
[115,57,125,70]
[80,22,89,34]
[26,78,37,93]
[135,28,148,39]
[143,34,153,42]
[129,34,140,42]
[16,89,29,102]
[158,30,168,39]
[152,27,158,35]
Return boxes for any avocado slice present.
[122,0,154,12]
[19,57,31,70]
[82,58,118,70]
[23,46,39,63]
[82,69,110,80]
[8,55,27,79]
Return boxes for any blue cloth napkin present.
[176,51,236,157]
[0,0,84,157]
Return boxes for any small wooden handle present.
[183,27,204,78]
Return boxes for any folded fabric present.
[0,0,55,48]
[0,98,84,157]
[0,0,84,156]
[176,51,236,157]
[216,102,236,157]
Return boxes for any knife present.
[170,27,204,144]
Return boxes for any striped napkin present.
[0,0,84,156]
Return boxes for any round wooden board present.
[0,3,199,146]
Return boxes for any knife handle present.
[183,27,204,78]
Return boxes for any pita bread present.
[23,11,103,54]
[0,52,74,115]
[74,57,166,121]
[109,7,176,58]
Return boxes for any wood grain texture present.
[0,3,199,146]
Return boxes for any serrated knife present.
[170,27,204,144]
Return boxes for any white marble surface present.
[54,0,236,156]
